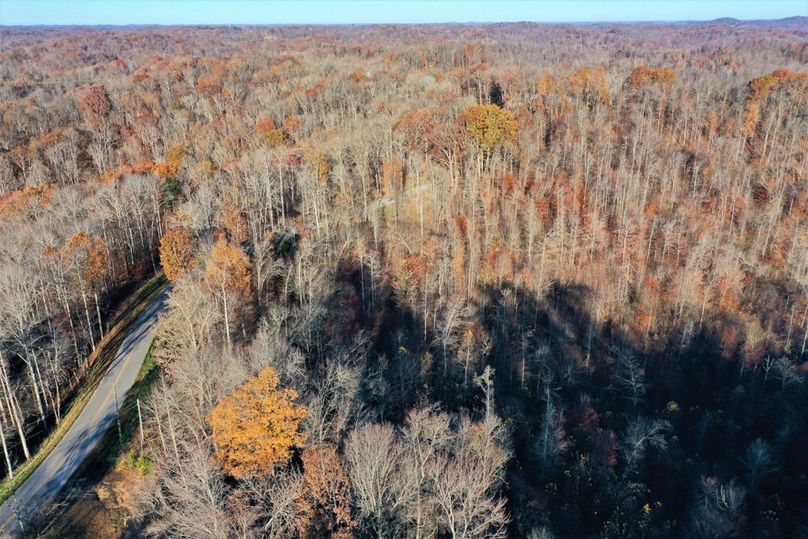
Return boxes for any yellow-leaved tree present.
[460,103,517,155]
[208,366,307,478]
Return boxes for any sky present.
[0,0,805,26]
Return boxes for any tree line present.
[1,20,806,538]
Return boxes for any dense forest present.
[0,19,807,538]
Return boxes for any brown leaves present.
[64,231,109,284]
[348,68,369,84]
[743,69,805,136]
[568,66,610,105]
[743,101,760,136]
[204,239,253,298]
[283,115,302,133]
[747,70,800,101]
[381,156,404,196]
[403,255,426,283]
[255,116,277,134]
[264,128,286,148]
[218,202,250,245]
[394,107,460,165]
[305,151,330,183]
[626,65,675,89]
[76,84,112,117]
[0,183,53,219]
[164,144,186,165]
[196,73,223,96]
[208,366,307,479]
[159,227,197,282]
[295,445,356,539]
[256,117,286,148]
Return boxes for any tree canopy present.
[208,366,307,478]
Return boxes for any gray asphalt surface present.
[0,185,423,537]
[0,289,168,537]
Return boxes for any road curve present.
[0,184,429,536]
[0,289,168,537]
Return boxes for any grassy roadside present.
[32,340,164,538]
[83,339,161,473]
[0,274,167,506]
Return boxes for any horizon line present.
[1,15,804,28]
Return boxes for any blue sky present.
[0,0,805,26]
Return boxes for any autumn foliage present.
[76,84,112,119]
[153,160,180,179]
[568,66,610,104]
[295,445,357,539]
[208,366,307,478]
[204,240,252,297]
[743,69,805,135]
[625,65,676,89]
[1,19,806,539]
[64,231,109,284]
[204,239,254,346]
[460,104,517,153]
[159,227,197,281]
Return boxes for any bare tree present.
[345,422,403,536]
[145,440,230,539]
[430,451,509,539]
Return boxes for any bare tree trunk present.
[221,284,232,349]
[0,415,13,479]
[23,350,46,423]
[0,359,29,461]
[81,290,96,351]
[62,298,82,363]
[95,291,104,339]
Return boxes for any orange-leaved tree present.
[159,227,197,281]
[625,65,675,89]
[204,239,253,347]
[208,366,307,478]
[153,160,180,179]
[568,66,610,106]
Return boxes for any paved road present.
[0,182,426,537]
[0,289,168,537]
